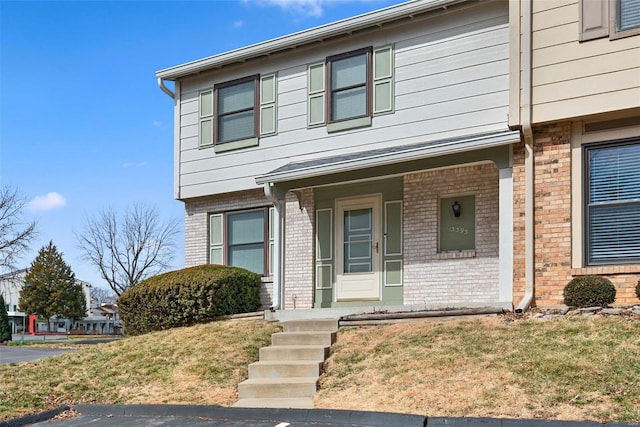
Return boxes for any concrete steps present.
[234,318,338,409]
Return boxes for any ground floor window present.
[585,139,640,264]
[209,207,273,275]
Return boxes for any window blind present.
[619,0,640,31]
[587,142,640,263]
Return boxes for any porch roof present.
[255,129,521,185]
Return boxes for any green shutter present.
[260,74,277,136]
[373,46,394,115]
[316,264,332,289]
[209,214,224,264]
[384,201,402,256]
[199,90,214,147]
[384,260,402,287]
[316,208,332,260]
[308,63,325,126]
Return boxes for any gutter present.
[157,77,175,99]
[263,183,284,311]
[515,0,534,314]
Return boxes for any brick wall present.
[515,122,640,306]
[283,189,315,309]
[183,189,274,308]
[512,140,526,306]
[531,123,573,306]
[403,163,500,306]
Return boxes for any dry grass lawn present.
[0,320,280,421]
[315,315,640,423]
[1,315,639,423]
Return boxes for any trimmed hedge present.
[118,264,261,335]
[563,275,616,308]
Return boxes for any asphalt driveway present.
[12,405,639,427]
[0,346,76,364]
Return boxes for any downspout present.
[157,77,175,99]
[515,0,535,314]
[264,183,284,311]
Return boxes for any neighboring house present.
[156,0,639,316]
[509,0,640,309]
[0,269,92,333]
[74,303,122,335]
[0,269,28,333]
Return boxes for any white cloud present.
[152,120,163,128]
[28,192,67,212]
[232,20,244,29]
[122,161,149,168]
[257,0,325,17]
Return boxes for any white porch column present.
[499,166,514,305]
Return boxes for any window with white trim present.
[585,139,640,264]
[209,208,273,275]
[199,74,277,150]
[307,45,393,130]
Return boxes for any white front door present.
[335,195,382,301]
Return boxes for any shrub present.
[636,278,640,300]
[118,264,262,335]
[563,275,616,308]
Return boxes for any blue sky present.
[0,0,399,292]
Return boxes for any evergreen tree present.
[54,279,87,323]
[0,294,11,342]
[19,241,85,332]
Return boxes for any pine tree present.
[19,241,85,332]
[0,294,11,342]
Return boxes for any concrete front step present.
[233,397,314,409]
[282,318,338,333]
[248,360,322,378]
[259,344,329,361]
[271,331,336,346]
[237,377,318,399]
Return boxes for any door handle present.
[374,242,379,253]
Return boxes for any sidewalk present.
[2,405,638,427]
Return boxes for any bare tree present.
[0,186,37,272]
[76,205,180,297]
[89,285,117,306]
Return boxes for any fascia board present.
[156,0,467,80]
[255,130,520,185]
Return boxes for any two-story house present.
[0,269,92,333]
[156,0,518,317]
[509,0,640,311]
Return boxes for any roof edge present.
[256,130,520,185]
[156,0,468,80]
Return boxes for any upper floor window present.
[585,139,640,265]
[216,76,258,144]
[307,45,394,131]
[580,0,640,41]
[199,74,277,151]
[328,48,371,123]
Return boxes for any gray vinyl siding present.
[176,1,509,199]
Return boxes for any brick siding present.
[283,189,315,309]
[513,122,639,306]
[182,189,274,308]
[403,163,500,306]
